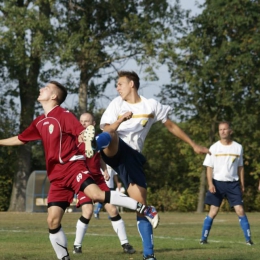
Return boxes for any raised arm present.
[163,119,210,154]
[0,136,25,146]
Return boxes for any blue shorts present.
[100,138,147,190]
[205,179,243,207]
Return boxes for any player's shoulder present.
[107,96,124,108]
[141,96,162,108]
[111,96,123,103]
[142,95,157,104]
[210,141,220,150]
[232,140,243,148]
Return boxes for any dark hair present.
[118,71,140,90]
[218,120,232,129]
[49,80,67,105]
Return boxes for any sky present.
[64,0,205,110]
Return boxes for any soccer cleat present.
[73,245,82,254]
[246,239,254,245]
[94,212,99,219]
[122,243,136,254]
[61,256,70,260]
[83,125,96,158]
[143,206,159,229]
[200,239,208,245]
[143,254,157,260]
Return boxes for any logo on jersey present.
[141,119,148,127]
[49,124,54,134]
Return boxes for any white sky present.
[63,0,205,110]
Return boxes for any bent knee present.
[105,204,118,216]
[47,216,61,229]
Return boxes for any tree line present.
[1,0,260,212]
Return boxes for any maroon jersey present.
[86,152,102,175]
[18,106,85,182]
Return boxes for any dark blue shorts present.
[205,179,243,207]
[100,138,147,190]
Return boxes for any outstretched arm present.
[164,119,210,154]
[0,136,25,146]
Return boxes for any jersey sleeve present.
[150,99,172,123]
[18,117,43,143]
[100,98,120,130]
[203,153,213,167]
[238,145,244,166]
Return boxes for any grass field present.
[0,211,259,260]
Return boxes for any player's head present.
[118,71,140,90]
[49,81,67,105]
[218,121,233,140]
[38,81,67,105]
[80,112,96,128]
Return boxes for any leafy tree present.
[56,0,189,113]
[0,0,59,211]
[0,97,19,210]
[159,0,260,211]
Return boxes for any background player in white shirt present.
[73,112,135,255]
[200,121,253,245]
[84,71,209,260]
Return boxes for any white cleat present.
[83,125,95,158]
[144,206,160,229]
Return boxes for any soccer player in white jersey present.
[84,71,210,260]
[200,121,253,245]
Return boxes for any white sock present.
[74,219,88,246]
[111,218,128,245]
[110,191,138,210]
[49,227,68,259]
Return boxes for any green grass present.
[0,211,259,259]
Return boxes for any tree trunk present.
[8,145,31,211]
[78,69,89,115]
[196,168,206,213]
[8,59,40,211]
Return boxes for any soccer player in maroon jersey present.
[0,81,158,260]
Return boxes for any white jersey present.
[203,140,243,181]
[100,95,171,152]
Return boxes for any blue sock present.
[95,132,111,151]
[94,202,103,213]
[239,215,251,241]
[201,215,213,241]
[137,216,154,257]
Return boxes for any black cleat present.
[73,245,82,254]
[200,239,208,245]
[246,239,254,245]
[143,254,157,260]
[61,256,70,260]
[122,243,136,254]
